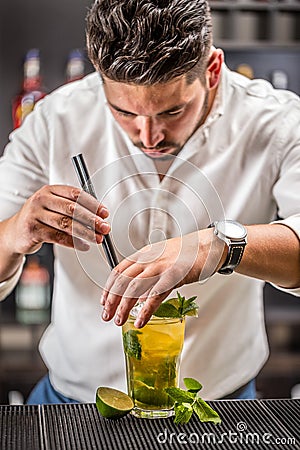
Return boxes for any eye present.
[117,110,136,118]
[165,108,184,117]
[110,105,136,118]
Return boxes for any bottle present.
[271,70,288,90]
[65,49,85,83]
[236,63,254,80]
[15,256,50,325]
[12,49,46,129]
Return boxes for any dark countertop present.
[0,399,299,450]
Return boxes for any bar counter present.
[0,399,299,449]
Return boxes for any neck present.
[203,84,219,124]
[154,158,174,182]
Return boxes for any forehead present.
[102,75,202,115]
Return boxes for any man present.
[0,0,299,403]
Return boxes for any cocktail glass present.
[122,306,185,419]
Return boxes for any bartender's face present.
[102,74,210,160]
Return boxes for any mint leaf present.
[153,291,198,319]
[153,303,181,318]
[176,291,185,315]
[165,387,195,403]
[183,377,203,393]
[174,402,193,425]
[157,356,177,381]
[183,296,197,308]
[165,378,221,427]
[134,383,170,407]
[122,330,142,360]
[182,296,199,317]
[193,398,222,425]
[182,304,199,317]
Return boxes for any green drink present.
[122,308,185,419]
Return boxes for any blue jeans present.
[26,374,79,404]
[26,373,256,404]
[222,379,256,400]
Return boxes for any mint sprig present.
[174,402,193,425]
[123,329,142,360]
[153,292,198,319]
[165,377,221,426]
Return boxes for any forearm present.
[0,217,25,283]
[101,222,300,328]
[0,184,112,283]
[235,223,300,289]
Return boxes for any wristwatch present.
[209,220,247,275]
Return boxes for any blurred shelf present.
[0,323,48,404]
[217,41,300,49]
[257,284,300,398]
[265,307,300,325]
[262,352,300,376]
[0,349,47,404]
[210,1,300,12]
[210,0,300,43]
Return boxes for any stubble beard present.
[135,88,210,161]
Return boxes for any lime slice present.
[185,307,198,317]
[95,387,134,419]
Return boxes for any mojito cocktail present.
[122,310,185,418]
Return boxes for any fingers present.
[49,185,109,220]
[46,226,92,251]
[102,271,173,328]
[100,235,200,328]
[133,289,172,328]
[101,263,149,324]
[101,258,174,328]
[22,184,111,251]
[100,258,134,305]
[38,208,110,245]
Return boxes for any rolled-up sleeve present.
[0,99,49,221]
[271,101,300,296]
[0,101,50,299]
[270,215,300,296]
[0,257,25,301]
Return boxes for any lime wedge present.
[95,387,134,419]
[185,307,198,317]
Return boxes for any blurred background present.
[0,0,299,404]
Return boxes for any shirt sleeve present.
[0,99,49,221]
[272,97,300,220]
[270,96,300,296]
[269,215,300,296]
[0,257,25,301]
[276,214,300,240]
[0,102,49,300]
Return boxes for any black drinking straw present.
[72,153,118,269]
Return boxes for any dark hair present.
[86,0,212,85]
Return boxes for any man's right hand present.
[2,184,111,257]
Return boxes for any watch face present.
[217,220,247,240]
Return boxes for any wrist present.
[195,228,226,281]
[0,217,25,282]
[208,220,248,275]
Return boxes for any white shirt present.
[0,65,299,401]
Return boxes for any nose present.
[136,116,165,148]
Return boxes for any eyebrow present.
[107,101,187,116]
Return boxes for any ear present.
[206,49,224,90]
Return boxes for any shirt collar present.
[205,63,227,126]
[184,62,229,147]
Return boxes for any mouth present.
[142,147,174,157]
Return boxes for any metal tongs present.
[72,153,118,269]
